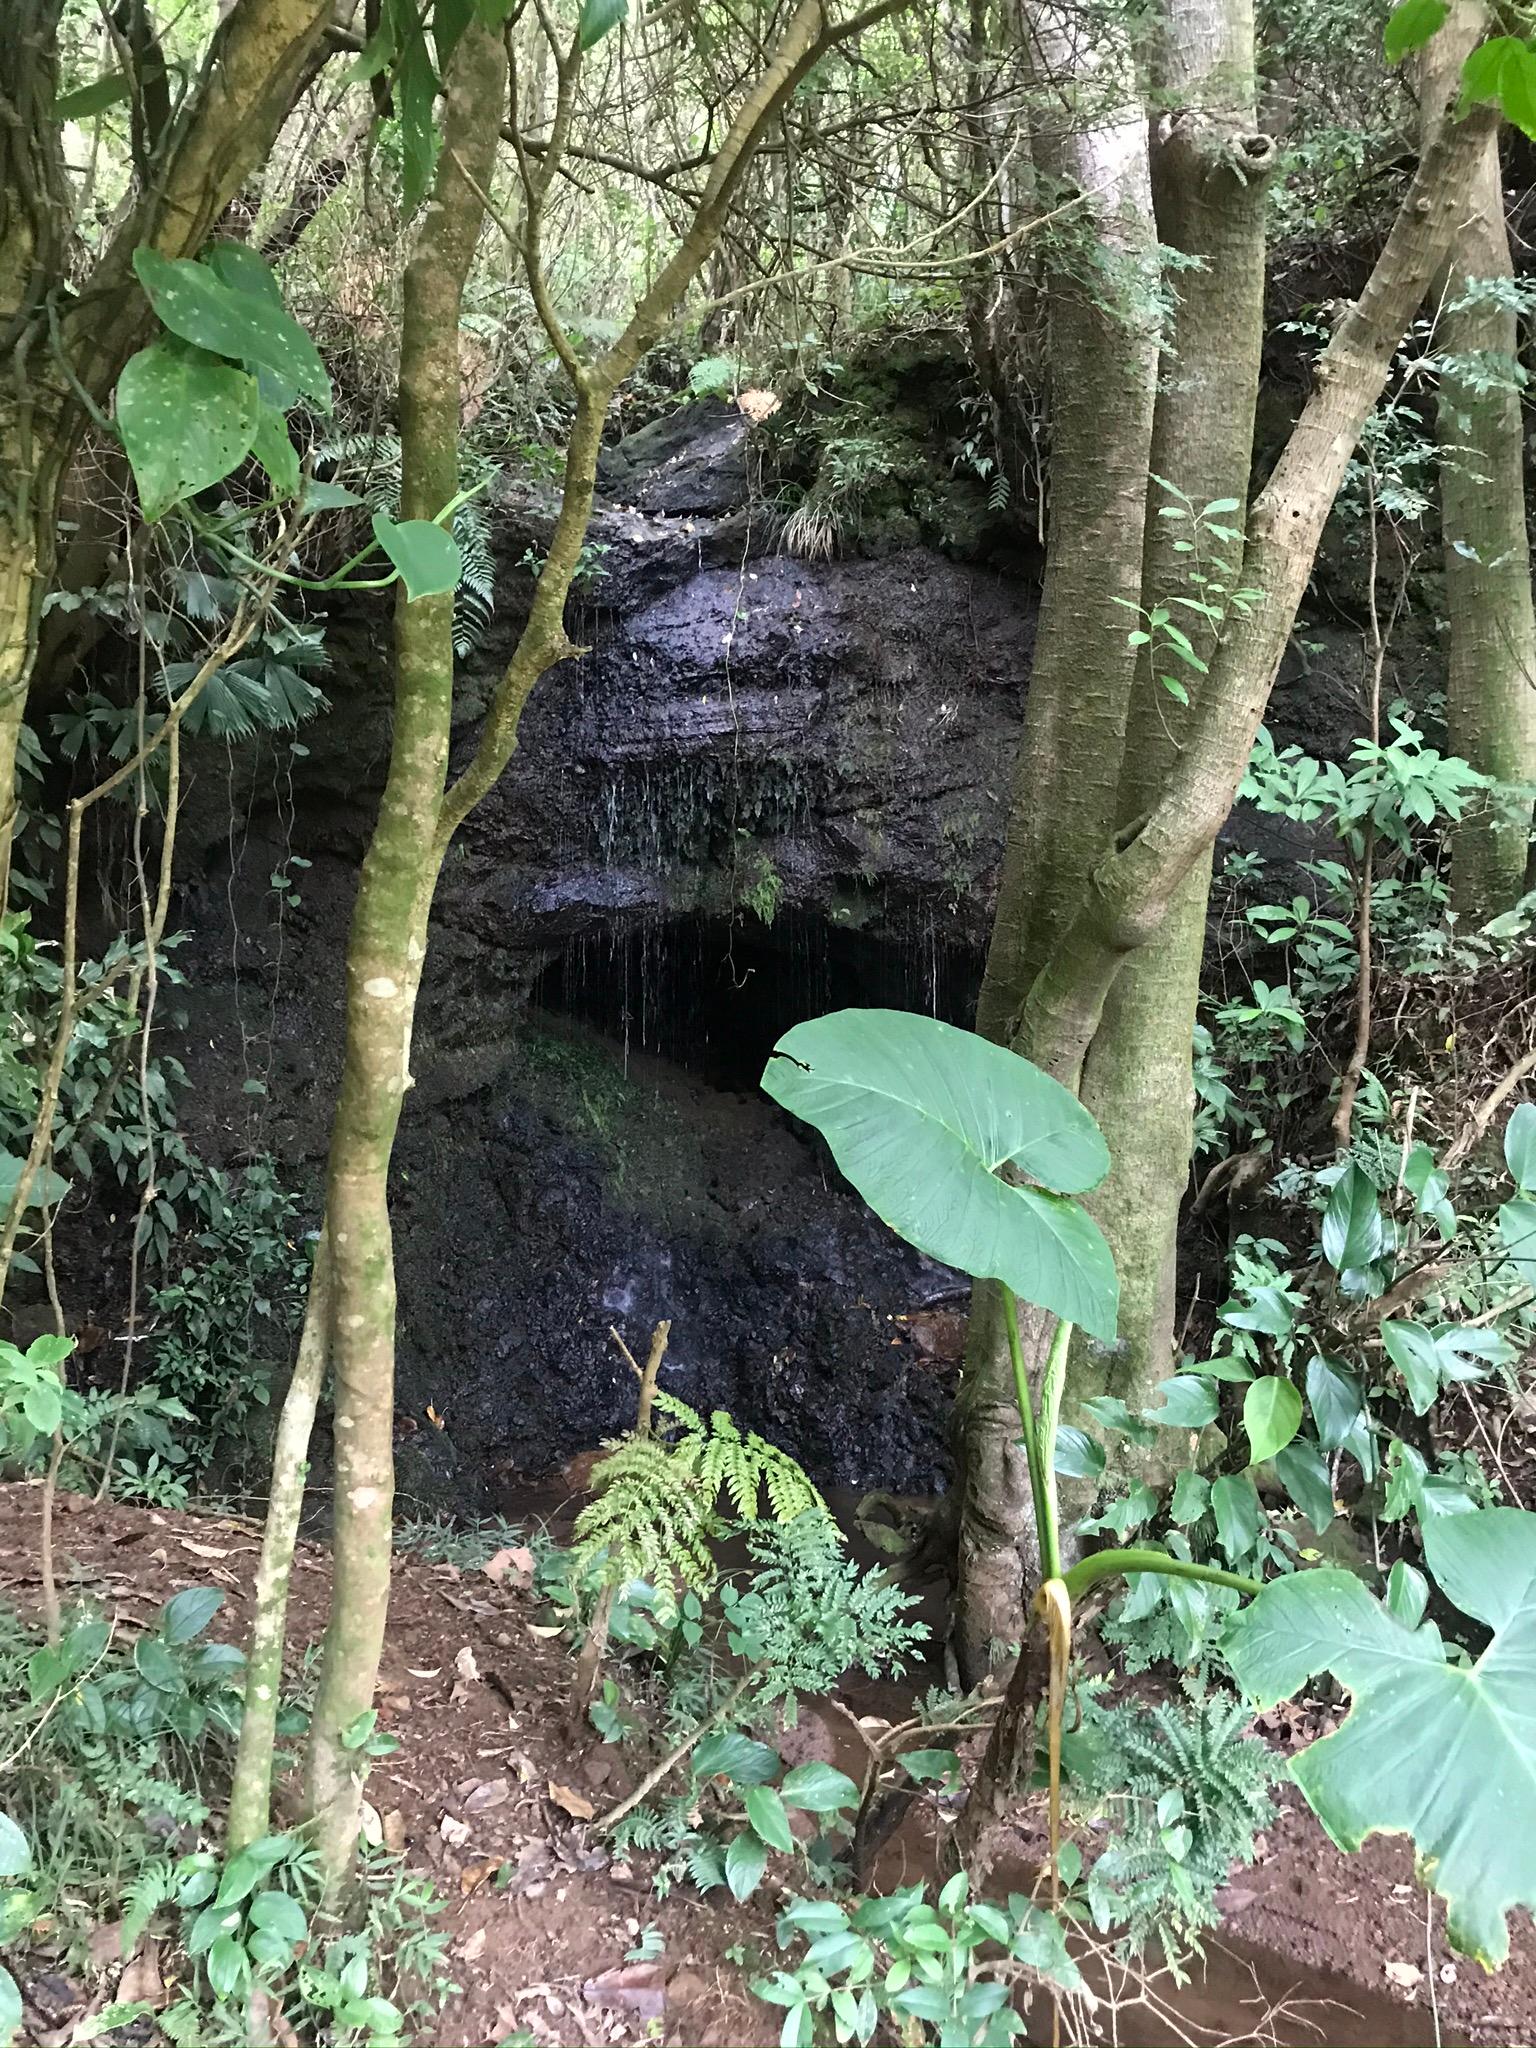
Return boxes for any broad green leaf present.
[1053,1426,1105,1480]
[203,241,285,306]
[1170,1468,1210,1525]
[133,1636,185,1693]
[578,0,628,47]
[1143,1374,1217,1430]
[25,1334,75,1371]
[160,1586,223,1644]
[1506,1102,1536,1192]
[133,247,330,407]
[897,1748,961,1785]
[1386,1558,1428,1629]
[1384,0,1448,61]
[0,1964,20,2048]
[1274,1440,1335,1533]
[0,1813,30,1878]
[0,1150,69,1211]
[1243,1376,1302,1464]
[1210,1471,1264,1560]
[1187,1353,1254,1382]
[117,339,258,522]
[745,1784,795,1854]
[303,478,366,512]
[216,1834,291,1907]
[1320,1164,1383,1274]
[1461,34,1524,106]
[780,1762,859,1813]
[207,1932,249,2000]
[725,1829,767,1901]
[1500,1197,1536,1286]
[695,1729,780,1785]
[1306,1354,1365,1452]
[247,1890,307,1944]
[396,28,441,216]
[1381,1321,1443,1416]
[1226,1509,1536,1965]
[761,1011,1117,1337]
[1080,1395,1155,1445]
[371,513,462,602]
[1498,38,1536,138]
[54,73,132,119]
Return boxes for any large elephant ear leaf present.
[1224,1507,1536,1967]
[760,1009,1118,1339]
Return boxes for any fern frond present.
[121,1857,176,1954]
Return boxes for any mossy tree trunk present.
[957,4,1158,1681]
[302,23,507,1889]
[954,52,1495,1665]
[1421,3,1536,921]
[1076,0,1274,1443]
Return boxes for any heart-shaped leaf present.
[1384,0,1448,61]
[1226,1508,1536,1965]
[761,1010,1118,1338]
[371,513,462,601]
[133,247,330,407]
[116,339,258,522]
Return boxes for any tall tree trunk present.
[957,5,1158,1680]
[1421,3,1536,921]
[303,24,507,1893]
[1077,0,1274,1420]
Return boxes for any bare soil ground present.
[1,1483,1532,2048]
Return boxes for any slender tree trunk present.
[957,4,1158,1680]
[1421,3,1536,921]
[303,24,507,1894]
[1077,0,1274,1417]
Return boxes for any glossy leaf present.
[133,247,330,407]
[780,1762,859,1813]
[251,408,300,500]
[1386,1559,1428,1629]
[0,1814,29,1879]
[1306,1354,1365,1453]
[761,1010,1117,1337]
[54,73,131,119]
[161,1586,223,1644]
[371,513,462,601]
[1460,35,1525,108]
[745,1784,795,1854]
[1170,1468,1211,1525]
[1243,1376,1302,1464]
[1320,1164,1383,1274]
[1143,1374,1218,1429]
[0,1964,20,2048]
[1226,1508,1536,1965]
[1053,1426,1105,1481]
[725,1829,767,1901]
[1211,1471,1264,1559]
[1506,1102,1536,1193]
[0,1151,68,1212]
[117,339,258,522]
[695,1729,780,1786]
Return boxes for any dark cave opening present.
[531,909,982,1094]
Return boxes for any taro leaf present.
[1143,1374,1218,1430]
[579,0,628,48]
[1306,1354,1365,1453]
[371,513,462,601]
[1225,1508,1536,1966]
[1053,1426,1105,1481]
[761,1010,1117,1337]
[1383,0,1448,61]
[1210,1471,1264,1560]
[1320,1164,1383,1274]
[54,72,132,120]
[1243,1376,1302,1464]
[1274,1440,1335,1533]
[116,339,258,522]
[132,247,330,408]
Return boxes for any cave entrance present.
[531,910,981,1093]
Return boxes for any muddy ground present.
[3,1481,1533,2048]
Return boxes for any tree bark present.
[303,23,506,1894]
[1077,0,1273,1426]
[1421,3,1536,921]
[957,2,1158,1681]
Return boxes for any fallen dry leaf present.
[483,1545,535,1585]
[360,1801,383,1848]
[463,1778,510,1814]
[458,1927,487,1964]
[454,1645,480,1682]
[1384,1959,1423,1992]
[582,1963,665,2022]
[382,1810,407,1854]
[177,1539,230,1560]
[117,1940,166,2010]
[439,1813,472,1849]
[548,1781,596,1821]
[459,1857,503,1895]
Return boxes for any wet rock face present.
[173,401,1037,1498]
